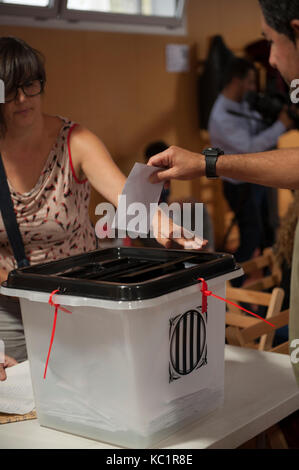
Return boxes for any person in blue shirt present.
[208,57,293,266]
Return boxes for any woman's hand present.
[0,355,18,381]
[151,208,207,249]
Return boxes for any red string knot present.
[203,290,212,297]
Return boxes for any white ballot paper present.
[112,163,164,236]
[0,360,35,415]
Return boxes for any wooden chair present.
[226,247,288,352]
[240,247,282,292]
[225,304,289,353]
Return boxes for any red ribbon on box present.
[198,278,275,327]
[198,277,212,314]
[43,290,72,380]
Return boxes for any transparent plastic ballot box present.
[1,247,243,448]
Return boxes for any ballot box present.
[1,247,243,448]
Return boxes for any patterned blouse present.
[0,117,97,274]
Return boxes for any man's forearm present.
[217,148,299,189]
[148,145,299,189]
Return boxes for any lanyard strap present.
[0,153,29,268]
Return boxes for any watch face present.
[203,148,224,157]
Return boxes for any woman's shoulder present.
[66,122,106,150]
[43,114,77,135]
[43,115,107,157]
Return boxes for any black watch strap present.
[202,147,224,179]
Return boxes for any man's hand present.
[148,146,205,183]
[0,355,18,381]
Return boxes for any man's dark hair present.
[259,0,299,43]
[0,36,46,137]
[222,57,256,89]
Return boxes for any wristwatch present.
[202,147,224,179]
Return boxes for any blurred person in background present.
[209,57,293,269]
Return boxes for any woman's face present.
[2,81,42,134]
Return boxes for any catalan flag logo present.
[169,308,207,382]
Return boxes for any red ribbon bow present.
[43,290,72,380]
[198,277,275,327]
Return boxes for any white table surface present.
[1,345,299,449]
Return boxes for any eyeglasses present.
[5,79,44,103]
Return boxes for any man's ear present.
[291,19,299,42]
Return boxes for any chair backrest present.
[241,247,282,291]
[226,307,289,353]
[226,248,288,352]
[226,286,286,351]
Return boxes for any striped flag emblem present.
[169,309,207,382]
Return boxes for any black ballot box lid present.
[3,248,240,302]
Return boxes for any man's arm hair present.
[217,148,299,189]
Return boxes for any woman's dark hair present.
[259,0,299,43]
[0,36,46,137]
[222,57,256,89]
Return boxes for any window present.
[67,0,139,14]
[0,0,59,17]
[66,0,178,17]
[61,0,185,28]
[0,0,49,5]
[0,0,186,30]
